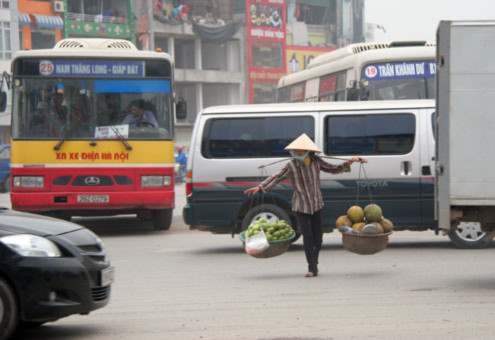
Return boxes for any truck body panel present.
[436,20,495,231]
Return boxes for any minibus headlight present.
[141,175,172,187]
[13,176,44,188]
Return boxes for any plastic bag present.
[245,229,269,255]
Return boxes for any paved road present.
[5,186,495,340]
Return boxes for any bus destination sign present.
[39,59,145,77]
[363,61,436,81]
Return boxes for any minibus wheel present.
[151,209,172,230]
[448,222,495,249]
[242,204,301,243]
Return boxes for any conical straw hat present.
[284,133,322,153]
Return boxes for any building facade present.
[144,0,365,147]
[1,0,365,147]
[64,0,135,42]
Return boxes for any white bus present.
[277,41,436,103]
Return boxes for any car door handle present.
[401,161,412,176]
[422,166,431,176]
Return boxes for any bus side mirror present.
[346,88,359,101]
[0,92,6,112]
[176,97,187,120]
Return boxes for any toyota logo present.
[84,176,100,186]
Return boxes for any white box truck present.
[436,20,495,248]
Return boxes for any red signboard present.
[246,0,286,103]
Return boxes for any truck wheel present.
[151,209,172,231]
[448,222,495,249]
[241,204,301,243]
[0,278,19,340]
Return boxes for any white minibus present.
[182,100,494,249]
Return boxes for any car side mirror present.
[0,92,6,112]
[176,97,187,120]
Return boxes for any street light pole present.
[147,0,155,51]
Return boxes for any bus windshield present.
[361,60,436,100]
[13,75,172,140]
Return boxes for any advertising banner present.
[246,0,286,103]
[286,46,334,74]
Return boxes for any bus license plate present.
[77,195,109,203]
[100,267,115,286]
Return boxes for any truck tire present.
[448,222,495,249]
[0,278,19,340]
[241,204,301,243]
[151,209,172,230]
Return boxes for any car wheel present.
[151,209,172,230]
[2,175,9,193]
[448,222,495,249]
[0,278,19,340]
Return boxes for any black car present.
[0,207,113,339]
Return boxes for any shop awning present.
[18,13,31,26]
[33,15,64,29]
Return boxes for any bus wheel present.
[151,209,172,231]
[448,222,495,249]
[0,278,19,340]
[3,175,10,192]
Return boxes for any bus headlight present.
[13,176,45,188]
[141,175,172,187]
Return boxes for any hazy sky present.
[366,0,495,42]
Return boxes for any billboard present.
[246,0,286,103]
[286,46,334,75]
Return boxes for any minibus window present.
[325,113,415,156]
[202,116,314,158]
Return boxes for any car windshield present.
[12,78,173,140]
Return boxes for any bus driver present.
[122,99,159,127]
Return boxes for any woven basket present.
[239,231,295,259]
[341,231,393,255]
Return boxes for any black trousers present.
[295,209,323,273]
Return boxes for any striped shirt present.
[259,155,350,215]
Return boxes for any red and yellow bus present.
[8,38,186,230]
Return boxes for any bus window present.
[277,86,291,103]
[289,83,304,102]
[318,71,346,102]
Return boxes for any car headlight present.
[1,234,61,257]
[13,176,44,188]
[141,175,172,187]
